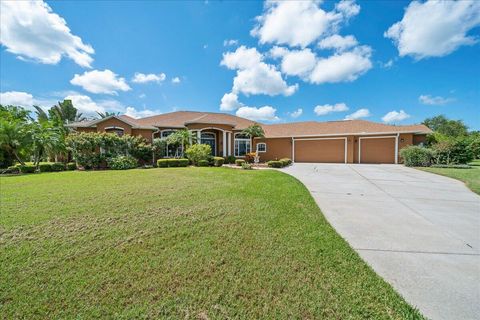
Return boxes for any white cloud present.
[171,77,181,84]
[236,106,279,121]
[314,103,349,116]
[419,94,454,105]
[220,92,244,111]
[318,34,358,52]
[124,106,156,119]
[385,0,480,59]
[132,72,166,84]
[344,108,370,120]
[70,69,131,95]
[251,0,360,48]
[0,91,34,107]
[223,39,239,46]
[309,46,372,84]
[382,59,395,69]
[289,108,303,118]
[0,1,94,67]
[382,110,410,123]
[64,94,107,114]
[221,46,298,96]
[271,47,317,77]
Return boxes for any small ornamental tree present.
[185,144,211,165]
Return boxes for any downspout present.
[292,137,295,163]
[395,133,400,164]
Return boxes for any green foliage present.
[96,111,120,119]
[197,159,209,167]
[235,159,245,166]
[178,159,189,167]
[38,163,53,172]
[241,162,253,170]
[0,106,32,166]
[431,138,474,165]
[108,156,138,170]
[267,160,283,168]
[5,166,20,174]
[51,162,65,171]
[152,138,167,159]
[185,144,211,165]
[225,155,236,164]
[430,164,471,169]
[241,124,265,138]
[213,157,224,167]
[157,158,189,168]
[130,142,152,162]
[66,162,77,171]
[167,159,179,167]
[279,158,292,166]
[423,115,468,137]
[157,159,168,168]
[19,165,35,173]
[399,146,434,167]
[466,134,480,159]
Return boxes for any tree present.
[33,105,49,122]
[96,111,120,119]
[30,121,64,167]
[166,129,194,157]
[423,115,468,137]
[0,105,32,166]
[49,99,85,124]
[241,124,265,138]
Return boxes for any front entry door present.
[201,132,216,155]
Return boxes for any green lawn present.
[0,168,422,319]
[420,160,480,195]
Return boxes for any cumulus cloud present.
[220,92,244,111]
[309,46,372,84]
[345,108,370,120]
[0,91,34,107]
[271,47,317,77]
[171,77,181,84]
[132,72,166,84]
[385,0,480,59]
[221,46,298,96]
[318,34,358,52]
[0,1,94,67]
[70,69,131,95]
[64,94,108,114]
[124,106,157,119]
[223,39,239,46]
[314,103,349,116]
[236,106,279,121]
[419,94,454,105]
[251,0,360,48]
[381,110,410,123]
[289,108,303,118]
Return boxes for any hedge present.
[19,165,35,173]
[400,146,434,167]
[66,162,77,170]
[198,160,209,167]
[267,161,283,168]
[213,157,224,167]
[235,159,245,166]
[157,158,189,168]
[108,156,138,170]
[38,163,53,172]
[225,155,236,164]
[279,158,292,167]
[51,162,65,171]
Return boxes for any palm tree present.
[96,111,120,119]
[49,99,85,124]
[31,121,63,167]
[0,119,31,165]
[166,129,193,157]
[33,105,49,122]
[241,124,265,139]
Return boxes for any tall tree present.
[49,99,85,124]
[241,124,265,138]
[423,115,468,137]
[96,111,120,119]
[0,105,32,166]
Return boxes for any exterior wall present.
[398,133,413,163]
[413,134,427,145]
[253,138,292,162]
[186,123,234,132]
[75,127,96,133]
[96,118,133,135]
[131,129,154,143]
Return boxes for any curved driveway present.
[282,164,480,320]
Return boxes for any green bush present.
[185,144,211,165]
[168,159,179,167]
[225,155,236,164]
[267,160,283,168]
[400,146,434,167]
[38,163,53,172]
[431,138,474,165]
[197,159,209,167]
[66,162,77,170]
[108,156,138,170]
[6,166,19,174]
[157,159,168,168]
[19,165,35,173]
[279,158,292,166]
[430,164,471,169]
[241,162,253,170]
[51,162,65,171]
[213,157,224,167]
[235,159,245,166]
[178,159,189,167]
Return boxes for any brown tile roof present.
[134,111,256,129]
[262,119,432,138]
[67,115,157,130]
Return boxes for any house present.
[67,111,431,164]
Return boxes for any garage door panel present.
[295,139,345,163]
[360,138,395,164]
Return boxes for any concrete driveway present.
[282,163,480,320]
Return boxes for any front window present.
[256,143,266,153]
[200,132,216,155]
[105,127,124,137]
[234,133,250,157]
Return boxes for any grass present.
[0,168,422,319]
[420,159,480,195]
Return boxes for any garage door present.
[359,137,396,164]
[294,138,346,163]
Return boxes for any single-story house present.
[67,111,431,164]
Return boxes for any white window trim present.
[160,129,176,138]
[256,142,267,153]
[234,133,251,157]
[293,137,347,164]
[358,135,398,164]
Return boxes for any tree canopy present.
[423,115,468,137]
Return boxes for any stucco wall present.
[131,129,154,143]
[253,138,292,162]
[96,118,133,135]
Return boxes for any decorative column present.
[228,132,232,156]
[197,130,201,143]
[222,131,227,157]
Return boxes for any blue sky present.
[1,0,479,129]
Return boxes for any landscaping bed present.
[0,168,422,319]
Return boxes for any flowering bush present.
[108,156,138,170]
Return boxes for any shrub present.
[431,138,474,165]
[430,164,471,169]
[108,156,138,170]
[38,163,53,172]
[198,159,209,167]
[6,166,19,174]
[467,135,480,159]
[225,155,236,164]
[279,158,292,166]
[245,152,257,163]
[267,160,283,168]
[66,162,77,170]
[168,159,179,167]
[19,165,35,173]
[51,162,65,171]
[235,159,245,166]
[213,157,224,167]
[178,158,189,167]
[185,144,211,165]
[400,146,434,167]
[157,159,168,168]
[241,162,253,170]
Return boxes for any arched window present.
[161,130,175,138]
[234,133,250,157]
[105,127,124,137]
[256,142,266,153]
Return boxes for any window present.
[161,130,175,138]
[234,133,250,157]
[256,143,266,153]
[200,132,216,155]
[105,127,124,137]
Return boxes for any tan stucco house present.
[68,110,431,164]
